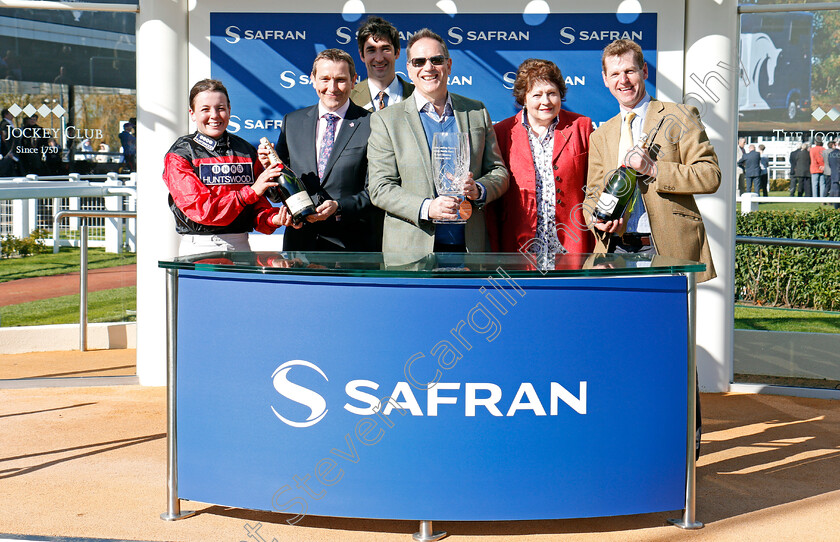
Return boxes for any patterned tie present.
[616,111,636,168]
[317,113,338,179]
[376,90,387,110]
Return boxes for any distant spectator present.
[80,138,94,161]
[96,142,110,163]
[758,144,769,197]
[17,115,47,175]
[44,138,64,175]
[809,137,825,197]
[736,137,746,196]
[822,140,834,195]
[0,108,13,156]
[737,144,761,193]
[828,141,839,209]
[119,117,136,171]
[790,142,811,197]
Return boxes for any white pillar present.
[685,0,738,392]
[136,0,187,386]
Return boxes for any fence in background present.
[0,173,137,253]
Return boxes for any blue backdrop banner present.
[209,12,657,147]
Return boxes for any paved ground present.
[0,364,839,542]
[0,265,136,305]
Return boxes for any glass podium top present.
[159,252,704,279]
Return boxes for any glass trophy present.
[431,131,470,224]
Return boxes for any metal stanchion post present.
[161,268,195,521]
[413,520,445,541]
[79,219,88,351]
[669,272,703,529]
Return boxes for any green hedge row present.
[736,208,840,310]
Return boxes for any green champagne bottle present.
[593,138,660,223]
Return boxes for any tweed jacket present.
[585,99,720,282]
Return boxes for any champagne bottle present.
[260,137,317,224]
[592,135,661,223]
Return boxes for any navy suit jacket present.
[738,150,762,177]
[275,101,382,251]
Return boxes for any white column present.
[136,0,188,386]
[685,0,738,392]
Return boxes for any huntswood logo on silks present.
[270,360,328,428]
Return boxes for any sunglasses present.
[409,55,447,68]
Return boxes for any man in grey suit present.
[260,48,381,251]
[368,28,509,253]
[349,16,414,112]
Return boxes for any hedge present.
[736,208,840,310]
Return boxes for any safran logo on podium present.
[271,360,329,428]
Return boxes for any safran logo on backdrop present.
[224,25,306,44]
[447,27,530,45]
[271,360,329,428]
[558,27,643,45]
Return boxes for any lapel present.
[552,110,573,163]
[352,81,374,112]
[398,76,415,99]
[600,113,622,169]
[321,102,364,182]
[403,97,435,186]
[301,105,319,173]
[642,99,666,146]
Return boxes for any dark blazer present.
[792,149,811,177]
[350,75,415,112]
[276,101,382,251]
[829,149,840,187]
[738,150,761,177]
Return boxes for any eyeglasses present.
[409,55,447,68]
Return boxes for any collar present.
[414,91,453,115]
[521,109,559,141]
[368,76,402,99]
[620,93,651,121]
[193,131,228,152]
[318,99,351,120]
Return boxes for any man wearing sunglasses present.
[368,28,509,253]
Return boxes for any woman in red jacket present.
[488,59,595,258]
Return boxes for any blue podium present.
[159,252,704,535]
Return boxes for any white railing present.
[0,172,137,253]
[738,193,840,214]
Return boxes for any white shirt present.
[620,94,652,234]
[367,77,404,110]
[315,100,351,158]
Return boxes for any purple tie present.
[317,113,338,179]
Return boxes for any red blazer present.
[488,109,595,253]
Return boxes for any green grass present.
[0,286,136,327]
[734,303,840,334]
[736,190,826,213]
[0,247,135,283]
